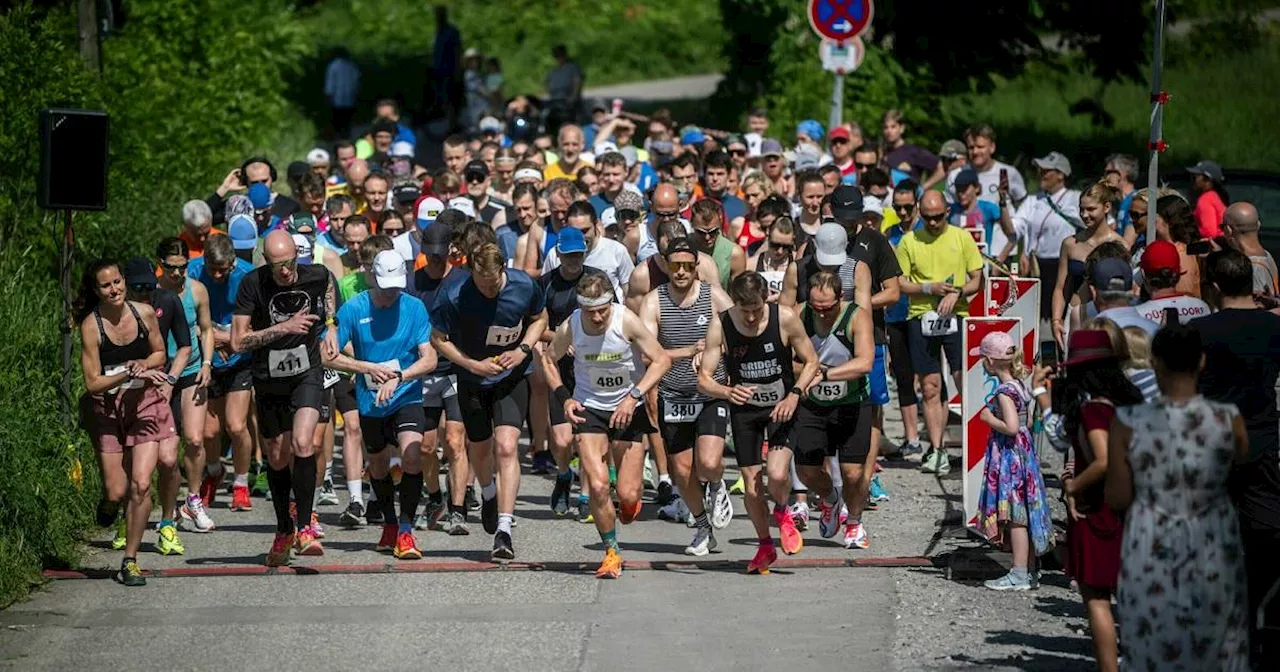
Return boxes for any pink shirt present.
[1194,190,1226,239]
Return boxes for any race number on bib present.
[809,380,847,402]
[663,401,703,423]
[589,366,629,391]
[485,324,522,347]
[363,359,402,390]
[747,379,785,407]
[322,369,341,389]
[920,311,958,337]
[268,345,310,378]
[104,365,144,392]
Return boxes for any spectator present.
[937,139,967,175]
[1119,325,1159,402]
[828,126,857,185]
[431,6,463,125]
[545,44,583,132]
[323,47,360,140]
[372,99,416,148]
[743,107,769,156]
[1186,159,1229,239]
[1153,194,1206,297]
[1050,182,1125,350]
[1135,240,1212,324]
[946,123,1027,207]
[462,48,486,130]
[1011,151,1081,327]
[1084,257,1158,335]
[881,109,944,189]
[1102,154,1139,244]
[948,169,1003,250]
[701,150,748,224]
[1221,201,1279,296]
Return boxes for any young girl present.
[975,331,1053,590]
[1052,182,1126,351]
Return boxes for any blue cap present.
[556,227,587,255]
[247,183,272,209]
[228,214,258,250]
[680,127,706,146]
[797,119,825,142]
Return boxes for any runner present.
[430,243,548,560]
[697,272,821,573]
[753,216,799,306]
[542,201,634,299]
[522,178,582,276]
[627,220,723,307]
[76,260,176,586]
[328,250,438,559]
[689,199,745,288]
[640,238,736,555]
[231,230,339,565]
[794,270,877,549]
[544,273,671,577]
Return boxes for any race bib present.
[920,310,958,337]
[322,368,341,389]
[747,379,786,407]
[485,324,522,347]
[760,271,784,297]
[104,365,144,392]
[589,365,629,391]
[363,359,402,390]
[663,401,703,423]
[809,380,847,402]
[268,345,310,378]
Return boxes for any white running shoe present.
[789,501,810,531]
[710,483,733,529]
[684,526,717,556]
[642,457,657,490]
[843,522,869,549]
[317,480,340,506]
[818,493,844,539]
[178,496,215,533]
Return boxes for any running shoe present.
[365,500,385,524]
[441,510,470,536]
[265,532,292,567]
[775,509,803,555]
[657,496,689,524]
[684,526,717,556]
[729,475,745,495]
[935,449,952,475]
[375,524,398,552]
[595,548,623,579]
[155,523,185,556]
[318,480,339,506]
[789,501,810,532]
[710,484,733,529]
[199,471,219,508]
[466,487,481,512]
[481,493,499,534]
[492,531,515,561]
[869,475,890,502]
[179,496,216,532]
[919,449,939,474]
[530,451,554,475]
[251,469,270,497]
[340,500,366,527]
[230,484,253,511]
[577,497,594,524]
[818,496,844,539]
[415,500,446,531]
[294,526,324,556]
[655,480,674,506]
[111,516,127,551]
[746,543,777,575]
[117,559,146,587]
[983,571,1033,591]
[310,512,325,539]
[550,475,573,517]
[642,457,656,490]
[393,531,422,560]
[843,522,869,549]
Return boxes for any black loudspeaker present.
[39,108,109,211]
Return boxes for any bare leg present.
[124,442,160,558]
[1081,586,1119,672]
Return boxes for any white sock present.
[347,479,362,502]
[324,461,333,482]
[659,473,672,485]
[497,513,513,534]
[481,481,497,500]
[233,473,248,487]
[789,457,804,490]
[827,457,843,488]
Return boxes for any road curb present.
[44,555,935,580]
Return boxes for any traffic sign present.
[808,0,874,43]
[820,37,864,75]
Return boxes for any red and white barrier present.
[985,277,1041,370]
[961,317,1023,532]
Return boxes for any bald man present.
[345,159,371,213]
[1223,202,1279,296]
[637,183,690,262]
[232,230,340,564]
[545,125,591,181]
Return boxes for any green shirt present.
[338,273,368,302]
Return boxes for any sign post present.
[809,0,873,133]
[819,38,864,133]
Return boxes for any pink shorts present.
[80,385,176,454]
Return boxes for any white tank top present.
[571,304,640,411]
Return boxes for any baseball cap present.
[1064,329,1117,367]
[862,194,885,218]
[390,141,414,158]
[590,99,608,113]
[828,185,865,221]
[287,161,308,185]
[663,237,696,260]
[228,214,258,250]
[619,145,639,169]
[287,213,317,235]
[594,141,619,155]
[305,148,330,166]
[1186,160,1224,183]
[954,169,980,190]
[447,196,477,219]
[478,116,503,133]
[938,139,966,160]
[416,196,445,226]
[979,331,1017,360]
[1090,257,1133,292]
[613,189,644,219]
[372,250,407,289]
[829,126,851,142]
[291,234,313,264]
[463,159,489,181]
[247,183,272,209]
[793,145,821,172]
[725,134,747,150]
[797,119,824,142]
[814,223,849,267]
[123,257,158,289]
[420,219,452,256]
[760,138,784,157]
[393,183,421,205]
[1139,240,1183,276]
[680,126,706,146]
[600,207,618,228]
[1033,151,1072,177]
[556,227,587,254]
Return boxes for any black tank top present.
[647,255,669,287]
[95,302,151,373]
[722,304,794,407]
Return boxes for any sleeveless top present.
[657,282,725,402]
[95,302,152,392]
[722,304,794,407]
[800,302,869,406]
[711,235,735,288]
[174,283,202,378]
[756,253,790,300]
[646,256,670,288]
[736,220,765,256]
[571,304,640,411]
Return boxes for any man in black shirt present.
[233,230,338,566]
[1196,249,1280,668]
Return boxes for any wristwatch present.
[393,370,404,382]
[519,343,532,356]
[165,374,177,385]
[790,386,803,396]
[629,387,645,400]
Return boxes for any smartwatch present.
[393,370,404,382]
[629,387,645,401]
[165,374,178,386]
[790,386,803,397]
[820,368,829,382]
[519,343,533,356]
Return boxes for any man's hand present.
[565,398,587,425]
[727,384,756,406]
[770,392,799,423]
[280,310,319,336]
[496,347,529,370]
[937,291,960,317]
[217,169,243,198]
[610,395,637,429]
[468,357,506,378]
[931,282,958,296]
[194,362,211,389]
[322,328,339,361]
[366,364,400,385]
[376,378,398,406]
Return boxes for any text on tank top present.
[722,304,794,407]
[802,302,869,405]
[657,282,725,401]
[571,305,640,411]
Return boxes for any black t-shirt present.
[412,267,468,375]
[234,263,331,381]
[847,226,902,346]
[538,265,612,330]
[152,288,191,355]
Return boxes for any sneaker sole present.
[394,550,422,560]
[492,548,515,561]
[296,544,324,556]
[684,544,710,557]
[447,526,470,536]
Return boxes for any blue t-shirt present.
[884,218,922,324]
[190,256,254,369]
[1116,191,1135,235]
[315,230,347,256]
[589,193,613,217]
[336,292,433,417]
[495,223,522,262]
[430,269,546,386]
[948,200,1002,246]
[704,192,748,223]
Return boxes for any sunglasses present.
[269,257,298,271]
[892,203,916,213]
[667,261,697,272]
[466,175,487,184]
[856,162,877,170]
[382,227,405,237]
[160,261,188,272]
[1128,209,1147,220]
[129,283,155,293]
[831,138,851,145]
[921,211,948,223]
[693,227,720,238]
[729,149,746,157]
[770,242,794,253]
[654,210,680,220]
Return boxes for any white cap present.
[390,141,414,158]
[601,207,618,228]
[305,148,330,166]
[814,222,849,267]
[594,141,619,155]
[448,196,476,219]
[372,250,407,289]
[416,196,444,223]
[862,195,884,215]
[291,234,313,261]
[479,116,503,133]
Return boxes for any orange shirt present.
[179,227,225,259]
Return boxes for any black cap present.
[464,159,489,180]
[286,161,308,183]
[829,185,864,222]
[393,184,421,205]
[420,221,452,256]
[124,257,157,289]
[663,237,696,260]
[372,120,396,137]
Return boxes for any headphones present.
[240,156,278,185]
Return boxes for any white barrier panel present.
[985,277,1041,370]
[961,317,1023,532]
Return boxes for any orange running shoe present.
[393,531,422,560]
[595,548,623,579]
[310,511,325,539]
[294,526,324,556]
[375,524,398,552]
[230,484,253,511]
[618,499,642,525]
[775,509,804,556]
[265,532,293,566]
[199,472,219,508]
[747,543,778,575]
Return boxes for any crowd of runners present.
[74,99,1280,669]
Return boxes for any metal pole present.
[60,209,74,428]
[1146,0,1167,203]
[829,72,844,136]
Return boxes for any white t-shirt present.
[1136,294,1212,325]
[543,237,635,301]
[1012,188,1082,260]
[945,160,1027,206]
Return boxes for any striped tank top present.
[656,282,725,403]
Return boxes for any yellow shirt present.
[895,224,984,319]
[544,159,592,182]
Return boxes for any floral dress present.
[976,380,1054,556]
[1115,396,1249,671]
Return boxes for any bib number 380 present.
[663,402,703,423]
